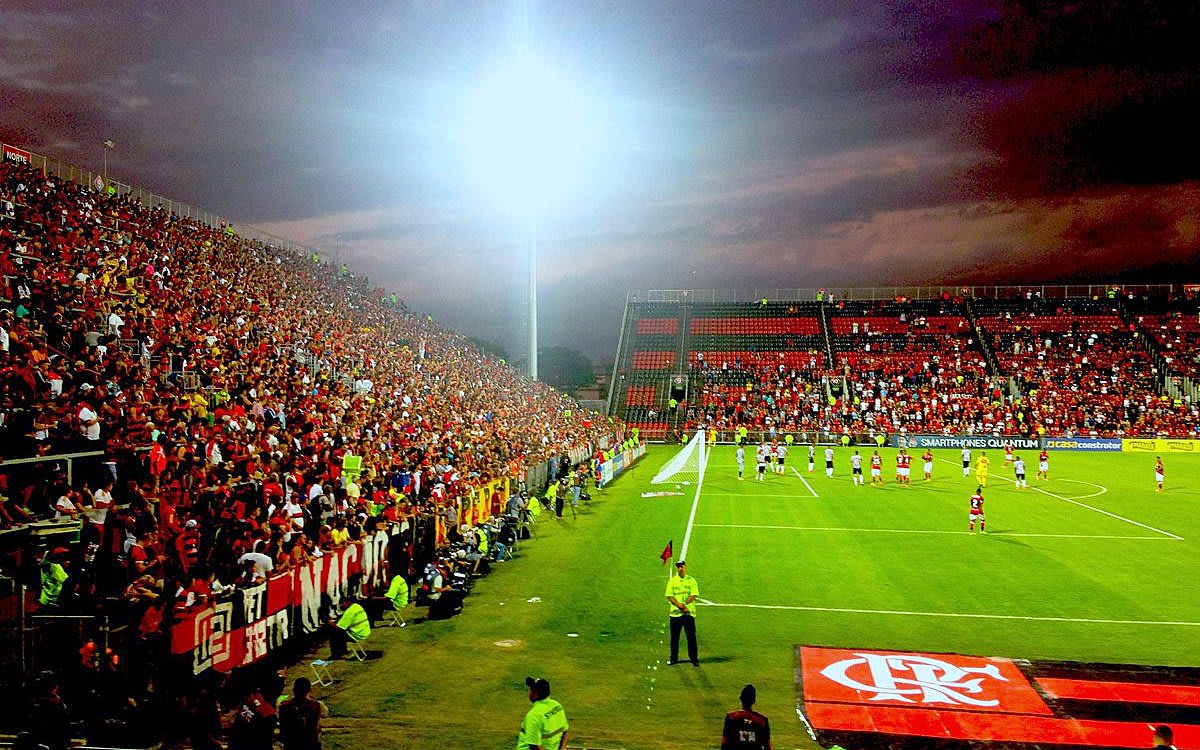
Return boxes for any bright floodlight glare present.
[468,56,586,212]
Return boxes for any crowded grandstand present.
[3,147,1199,750]
[614,290,1200,442]
[0,153,636,746]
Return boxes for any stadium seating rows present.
[619,296,1199,437]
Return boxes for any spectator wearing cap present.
[665,559,700,666]
[39,547,70,608]
[517,676,568,750]
[722,684,772,749]
[77,395,101,443]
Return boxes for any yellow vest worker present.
[385,575,409,610]
[518,677,568,750]
[39,556,69,607]
[665,560,700,665]
[336,601,371,642]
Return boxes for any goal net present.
[650,428,707,485]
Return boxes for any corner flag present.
[660,540,673,566]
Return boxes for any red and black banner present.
[797,646,1199,749]
[170,530,390,675]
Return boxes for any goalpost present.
[651,428,708,486]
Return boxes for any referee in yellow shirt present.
[975,451,990,487]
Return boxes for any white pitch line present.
[1052,479,1108,500]
[677,443,710,562]
[694,523,1171,541]
[697,599,1200,627]
[707,493,821,499]
[937,458,1184,541]
[790,466,820,497]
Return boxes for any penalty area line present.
[696,600,1200,627]
[693,523,1171,541]
[790,467,820,497]
[937,458,1183,542]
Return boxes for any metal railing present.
[635,284,1187,305]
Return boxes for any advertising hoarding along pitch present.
[1041,437,1123,452]
[1122,438,1199,453]
[892,435,1039,450]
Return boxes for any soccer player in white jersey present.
[776,443,788,474]
[961,444,972,477]
[824,446,835,478]
[808,443,816,473]
[735,445,745,481]
[1013,455,1027,488]
[756,443,768,481]
[850,450,864,486]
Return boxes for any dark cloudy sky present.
[3,1,1199,361]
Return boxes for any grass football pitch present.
[301,446,1200,750]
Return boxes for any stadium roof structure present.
[632,283,1194,304]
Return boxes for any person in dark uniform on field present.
[665,559,700,666]
[721,684,771,749]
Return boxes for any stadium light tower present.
[468,46,585,380]
[102,139,115,181]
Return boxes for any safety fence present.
[635,284,1191,305]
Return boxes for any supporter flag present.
[659,540,673,566]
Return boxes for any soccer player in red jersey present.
[870,450,883,486]
[1004,444,1014,466]
[1037,449,1049,481]
[898,450,911,485]
[722,684,772,749]
[1155,456,1165,493]
[922,450,934,481]
[969,487,986,534]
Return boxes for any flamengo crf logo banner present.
[797,647,1200,749]
[170,530,391,675]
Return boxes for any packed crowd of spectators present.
[0,158,622,744]
[628,294,1200,439]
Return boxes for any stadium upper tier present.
[611,289,1200,440]
[0,158,614,475]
